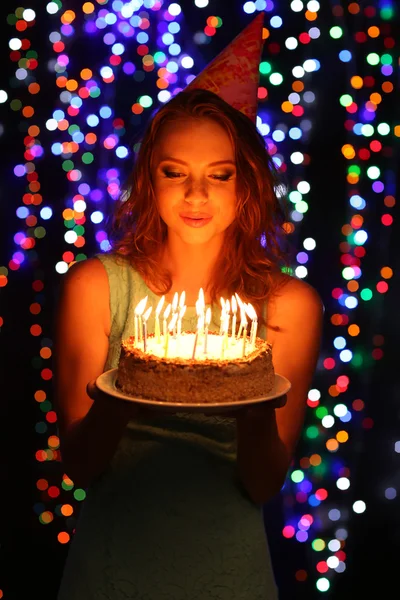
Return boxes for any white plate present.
[95,368,291,414]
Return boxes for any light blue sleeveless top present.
[57,252,278,600]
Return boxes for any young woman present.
[54,89,324,599]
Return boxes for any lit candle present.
[241,316,248,358]
[163,303,171,339]
[177,304,186,339]
[164,313,177,359]
[204,307,211,355]
[179,290,186,310]
[246,303,258,347]
[231,295,237,341]
[219,296,226,335]
[134,296,148,344]
[236,294,245,340]
[142,306,152,353]
[198,288,205,336]
[154,295,165,343]
[223,299,230,352]
[172,291,179,317]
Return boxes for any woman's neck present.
[161,234,223,305]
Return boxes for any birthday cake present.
[116,331,275,404]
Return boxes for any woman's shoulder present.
[270,270,324,308]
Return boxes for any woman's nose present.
[184,177,209,204]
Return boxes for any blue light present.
[112,42,125,55]
[339,50,352,62]
[166,60,179,73]
[344,296,358,309]
[71,97,82,108]
[170,43,181,54]
[296,251,308,264]
[349,194,366,209]
[116,146,129,158]
[340,349,353,363]
[353,123,363,135]
[162,33,174,45]
[103,32,116,45]
[270,16,283,28]
[53,109,65,121]
[90,211,104,224]
[104,13,117,25]
[136,32,149,44]
[72,131,84,143]
[100,106,113,118]
[51,142,62,155]
[289,127,302,140]
[334,336,346,350]
[40,207,53,220]
[272,130,285,142]
[16,207,29,219]
[354,229,368,245]
[168,22,180,33]
[100,66,113,79]
[308,494,321,507]
[87,114,100,127]
[112,0,123,10]
[243,1,256,13]
[339,412,352,423]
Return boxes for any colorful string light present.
[1,0,397,596]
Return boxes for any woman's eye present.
[164,171,183,179]
[211,173,233,181]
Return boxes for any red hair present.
[109,89,293,320]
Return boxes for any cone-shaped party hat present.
[185,12,265,123]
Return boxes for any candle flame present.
[245,303,257,321]
[155,295,165,316]
[205,307,212,326]
[135,296,148,316]
[225,299,230,314]
[172,292,179,312]
[220,296,226,312]
[198,287,205,307]
[169,312,178,331]
[179,290,186,309]
[235,293,244,309]
[163,303,171,320]
[179,304,187,319]
[231,295,237,313]
[142,306,152,322]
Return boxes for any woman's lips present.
[179,214,213,228]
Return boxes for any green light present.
[330,26,343,39]
[295,200,308,214]
[361,124,374,137]
[259,61,272,75]
[154,51,167,64]
[367,166,380,179]
[339,94,353,107]
[7,14,18,25]
[289,191,302,204]
[291,469,304,483]
[312,538,326,551]
[90,86,101,98]
[139,95,153,108]
[377,122,390,135]
[381,53,393,65]
[74,489,86,501]
[82,152,94,164]
[34,227,46,239]
[61,479,74,491]
[68,124,80,134]
[366,53,380,66]
[215,16,223,27]
[316,577,330,592]
[74,225,85,235]
[62,159,74,172]
[35,422,47,434]
[269,73,283,85]
[40,400,52,413]
[76,253,87,261]
[316,406,328,419]
[306,425,319,439]
[360,288,373,300]
[64,219,75,229]
[352,353,364,367]
[380,6,394,19]
[10,99,22,111]
[348,165,361,175]
[26,50,38,59]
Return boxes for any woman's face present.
[151,118,237,246]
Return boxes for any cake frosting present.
[116,331,275,404]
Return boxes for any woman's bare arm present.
[236,276,324,504]
[53,258,135,488]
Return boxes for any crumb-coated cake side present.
[116,332,275,404]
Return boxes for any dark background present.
[1,0,399,598]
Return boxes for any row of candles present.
[133,289,259,359]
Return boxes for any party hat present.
[185,12,265,123]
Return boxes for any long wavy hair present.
[108,89,293,321]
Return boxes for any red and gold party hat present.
[185,12,265,123]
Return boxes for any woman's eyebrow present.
[158,157,236,167]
